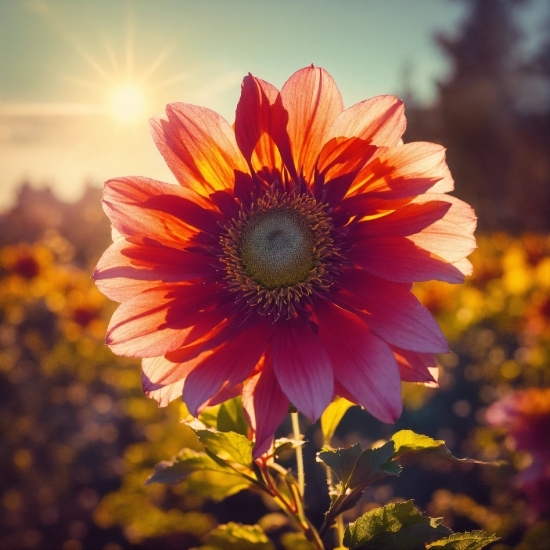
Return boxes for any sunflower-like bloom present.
[94,66,476,455]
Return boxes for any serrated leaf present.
[187,470,252,502]
[318,443,363,486]
[145,448,230,485]
[195,430,254,467]
[349,441,396,488]
[318,441,397,491]
[343,500,452,549]
[217,397,249,436]
[203,522,275,550]
[391,430,501,465]
[426,530,499,550]
[321,397,356,443]
[380,461,402,476]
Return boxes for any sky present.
[0,0,547,208]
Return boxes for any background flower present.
[486,388,550,522]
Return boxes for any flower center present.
[241,208,315,288]
[220,190,341,317]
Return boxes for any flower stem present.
[335,513,345,548]
[324,463,344,546]
[291,411,305,496]
[256,459,324,550]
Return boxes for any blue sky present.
[0,0,547,207]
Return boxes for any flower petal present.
[315,137,378,204]
[350,200,452,238]
[337,269,449,353]
[93,239,215,302]
[141,348,215,390]
[183,319,272,416]
[106,284,222,358]
[314,301,402,423]
[150,103,249,197]
[243,354,289,458]
[328,95,406,146]
[349,235,466,283]
[272,316,333,422]
[350,142,454,198]
[143,376,184,407]
[408,194,477,266]
[235,74,287,175]
[102,176,221,243]
[280,66,343,181]
[391,347,438,386]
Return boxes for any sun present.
[58,20,188,126]
[108,83,147,124]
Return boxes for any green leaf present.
[145,448,230,485]
[195,429,254,468]
[203,522,275,549]
[187,470,252,502]
[349,441,397,488]
[343,500,452,549]
[391,430,502,465]
[217,398,249,436]
[318,441,397,490]
[272,437,303,457]
[197,405,221,430]
[379,461,402,476]
[320,397,356,443]
[318,443,363,486]
[426,531,500,550]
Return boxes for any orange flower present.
[94,66,476,455]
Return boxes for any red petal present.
[150,103,249,197]
[183,319,271,416]
[272,316,333,422]
[235,74,287,175]
[335,195,414,222]
[350,201,452,239]
[349,235,466,283]
[328,95,406,146]
[350,142,454,199]
[143,376,184,407]
[392,347,438,386]
[280,66,343,182]
[141,354,201,397]
[314,301,402,423]
[316,137,378,203]
[106,284,221,358]
[337,269,449,353]
[408,194,477,266]
[242,353,289,458]
[94,239,215,302]
[199,383,244,412]
[102,176,220,243]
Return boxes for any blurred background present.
[0,0,549,549]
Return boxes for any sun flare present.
[108,83,147,124]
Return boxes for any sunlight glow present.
[108,84,147,124]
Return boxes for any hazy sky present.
[0,0,547,208]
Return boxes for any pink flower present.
[94,66,476,456]
[486,388,550,521]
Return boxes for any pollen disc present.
[241,208,314,288]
